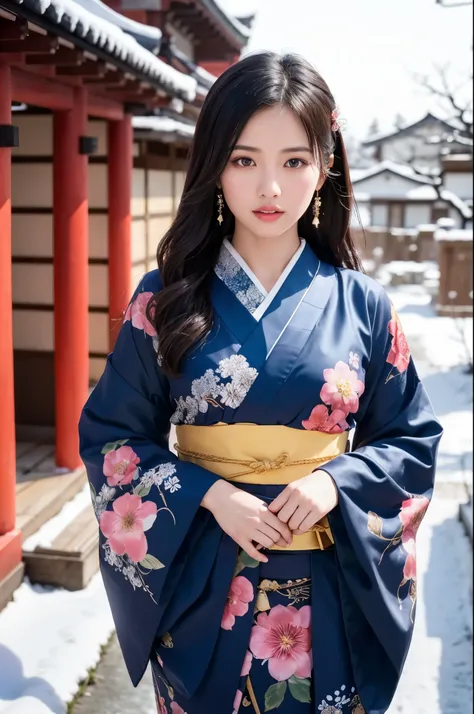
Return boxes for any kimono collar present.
[214,237,307,321]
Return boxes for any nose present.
[258,173,282,199]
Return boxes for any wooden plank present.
[16,443,55,475]
[16,442,37,459]
[23,506,99,591]
[16,469,87,540]
[0,563,25,614]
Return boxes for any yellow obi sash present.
[175,423,348,552]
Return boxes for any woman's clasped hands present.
[201,470,338,562]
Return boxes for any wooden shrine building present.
[0,0,251,609]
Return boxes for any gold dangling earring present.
[312,191,322,227]
[217,191,224,225]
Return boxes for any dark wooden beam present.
[84,71,125,86]
[57,61,107,77]
[25,48,85,66]
[0,17,29,41]
[0,35,59,54]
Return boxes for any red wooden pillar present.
[108,114,133,350]
[0,63,22,586]
[53,88,89,470]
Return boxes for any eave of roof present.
[351,161,435,186]
[2,0,197,101]
[74,0,161,53]
[204,0,251,45]
[362,112,463,147]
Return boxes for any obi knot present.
[249,452,290,474]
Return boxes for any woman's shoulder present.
[133,268,163,298]
[334,264,387,303]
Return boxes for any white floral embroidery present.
[164,476,181,494]
[318,685,356,712]
[214,243,265,313]
[349,351,360,370]
[152,336,163,366]
[170,355,258,425]
[92,484,116,520]
[141,463,177,489]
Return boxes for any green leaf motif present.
[101,439,129,455]
[288,676,311,703]
[264,681,287,711]
[140,554,165,570]
[134,482,152,498]
[240,551,261,569]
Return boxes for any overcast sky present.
[219,0,473,139]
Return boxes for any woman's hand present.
[268,470,338,535]
[201,480,293,562]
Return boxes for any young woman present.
[79,52,442,714]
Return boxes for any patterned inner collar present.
[214,239,266,314]
[214,238,306,317]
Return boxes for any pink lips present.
[253,205,285,222]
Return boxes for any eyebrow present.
[233,144,313,154]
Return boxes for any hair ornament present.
[331,108,342,133]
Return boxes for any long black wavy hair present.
[147,51,362,376]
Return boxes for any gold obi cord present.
[175,423,348,552]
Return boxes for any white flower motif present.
[233,366,258,392]
[93,484,117,519]
[349,351,360,370]
[141,463,176,489]
[102,542,122,569]
[216,354,250,379]
[219,381,248,408]
[123,564,143,589]
[164,476,181,494]
[191,369,221,412]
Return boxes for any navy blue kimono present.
[78,239,442,714]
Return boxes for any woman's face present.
[220,104,326,240]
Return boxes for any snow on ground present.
[0,574,114,714]
[0,282,471,714]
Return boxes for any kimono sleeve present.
[78,271,221,687]
[319,286,443,712]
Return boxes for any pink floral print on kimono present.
[221,576,254,631]
[386,305,411,381]
[368,495,430,621]
[124,290,156,337]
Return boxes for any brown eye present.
[233,157,255,167]
[285,158,306,169]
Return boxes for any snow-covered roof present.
[435,228,473,242]
[132,115,195,140]
[351,161,435,186]
[211,0,252,42]
[362,112,463,147]
[74,0,161,52]
[8,0,197,101]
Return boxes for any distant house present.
[442,153,473,223]
[351,161,472,229]
[362,112,469,171]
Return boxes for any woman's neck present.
[231,225,301,293]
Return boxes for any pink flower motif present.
[399,497,429,581]
[124,291,156,337]
[155,694,167,714]
[100,493,157,563]
[233,690,243,714]
[302,404,349,434]
[170,703,187,714]
[331,108,341,132]
[249,604,312,682]
[387,307,410,374]
[221,576,254,631]
[103,445,140,487]
[320,361,365,414]
[240,650,253,677]
[399,496,429,534]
